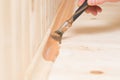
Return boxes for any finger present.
[85,9,90,14]
[85,6,102,15]
[107,0,120,2]
[87,6,97,15]
[91,7,97,16]
[88,0,96,6]
[78,0,85,6]
[88,0,105,6]
[95,6,102,13]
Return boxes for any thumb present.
[78,0,85,6]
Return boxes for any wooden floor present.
[49,2,120,80]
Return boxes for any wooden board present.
[25,0,75,80]
[42,0,75,61]
[49,2,120,80]
[0,0,63,80]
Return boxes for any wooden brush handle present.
[72,0,88,21]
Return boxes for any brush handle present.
[72,0,88,22]
[51,0,89,43]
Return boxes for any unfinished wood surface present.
[0,0,63,80]
[0,0,31,80]
[49,2,120,80]
[31,0,62,58]
[25,0,75,80]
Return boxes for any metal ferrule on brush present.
[52,19,73,44]
[55,18,73,36]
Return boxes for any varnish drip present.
[90,70,104,75]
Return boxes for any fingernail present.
[88,0,95,5]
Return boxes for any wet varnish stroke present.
[43,0,75,62]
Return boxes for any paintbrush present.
[51,0,88,44]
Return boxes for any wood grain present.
[43,0,75,61]
[25,0,75,80]
[49,2,120,80]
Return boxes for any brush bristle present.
[51,30,63,44]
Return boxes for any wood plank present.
[43,0,75,61]
[49,2,120,80]
[25,0,75,80]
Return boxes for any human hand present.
[78,0,119,16]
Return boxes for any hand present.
[78,0,119,16]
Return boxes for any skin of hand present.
[78,0,120,16]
